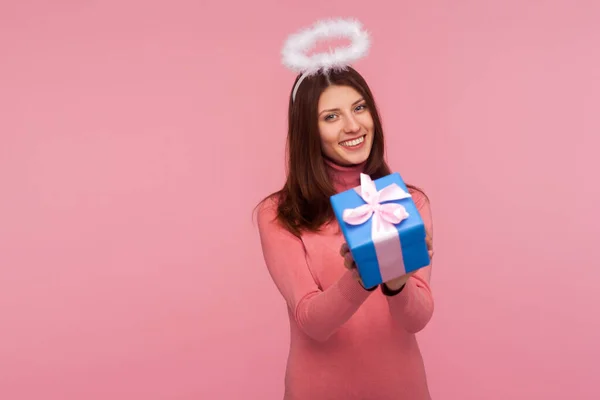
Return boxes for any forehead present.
[318,85,362,111]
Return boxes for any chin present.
[337,148,371,166]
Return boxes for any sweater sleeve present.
[256,198,374,342]
[385,190,435,334]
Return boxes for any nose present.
[343,114,360,133]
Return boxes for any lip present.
[339,134,366,150]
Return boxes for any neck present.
[323,156,366,193]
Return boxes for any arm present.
[382,190,435,334]
[256,198,374,342]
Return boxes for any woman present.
[256,64,435,399]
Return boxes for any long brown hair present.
[259,66,425,237]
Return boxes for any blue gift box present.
[330,172,430,289]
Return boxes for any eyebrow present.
[319,97,365,115]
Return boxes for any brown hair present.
[258,66,426,237]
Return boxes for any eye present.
[355,104,367,112]
[324,114,337,121]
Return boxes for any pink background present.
[1,1,599,399]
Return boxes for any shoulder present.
[408,185,431,211]
[407,184,434,236]
[255,193,305,245]
[255,193,280,226]
[255,192,295,237]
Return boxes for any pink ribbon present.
[342,173,412,282]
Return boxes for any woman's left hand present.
[383,235,433,291]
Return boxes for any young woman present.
[255,65,435,400]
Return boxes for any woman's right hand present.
[340,242,364,285]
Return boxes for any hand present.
[339,242,366,287]
[383,234,434,290]
[341,234,434,290]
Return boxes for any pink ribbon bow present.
[342,173,412,281]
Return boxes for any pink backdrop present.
[1,1,599,399]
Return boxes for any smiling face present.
[317,84,374,166]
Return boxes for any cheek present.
[360,114,374,130]
[319,126,339,147]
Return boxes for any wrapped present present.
[330,172,430,289]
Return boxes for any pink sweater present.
[257,159,434,400]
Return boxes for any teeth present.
[340,136,364,147]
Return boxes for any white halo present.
[281,18,371,100]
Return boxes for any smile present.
[339,135,365,147]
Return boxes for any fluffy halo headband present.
[281,18,371,102]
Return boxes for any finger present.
[344,250,352,262]
[340,242,349,256]
[344,258,350,269]
[425,236,433,250]
[345,250,356,265]
[344,255,356,270]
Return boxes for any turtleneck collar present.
[323,156,366,193]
